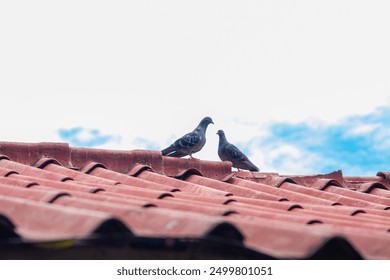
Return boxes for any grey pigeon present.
[217,129,260,171]
[161,117,214,158]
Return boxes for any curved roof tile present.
[0,141,390,259]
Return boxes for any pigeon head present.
[199,116,214,127]
[216,129,227,141]
[216,129,225,136]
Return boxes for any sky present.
[1,1,390,176]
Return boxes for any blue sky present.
[250,106,390,175]
[58,127,121,147]
[57,105,390,176]
[1,1,390,176]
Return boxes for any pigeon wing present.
[176,131,201,149]
[161,131,201,157]
[225,143,246,160]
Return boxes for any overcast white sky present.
[1,1,390,175]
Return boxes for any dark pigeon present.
[161,117,214,158]
[216,129,259,171]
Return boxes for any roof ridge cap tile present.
[2,142,232,180]
[70,148,163,173]
[0,141,71,167]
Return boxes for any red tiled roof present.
[1,141,390,259]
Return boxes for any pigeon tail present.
[161,145,180,156]
[236,160,260,172]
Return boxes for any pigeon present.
[216,129,260,171]
[161,116,214,158]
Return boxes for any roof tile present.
[0,195,130,240]
[186,174,288,201]
[1,141,390,259]
[133,166,232,196]
[229,177,338,205]
[0,156,71,181]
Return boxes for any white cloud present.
[344,123,381,137]
[372,128,390,151]
[247,141,324,175]
[75,129,98,143]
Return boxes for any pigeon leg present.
[189,153,199,160]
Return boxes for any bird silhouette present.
[216,129,259,171]
[161,117,214,158]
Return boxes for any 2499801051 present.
[209,266,273,276]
